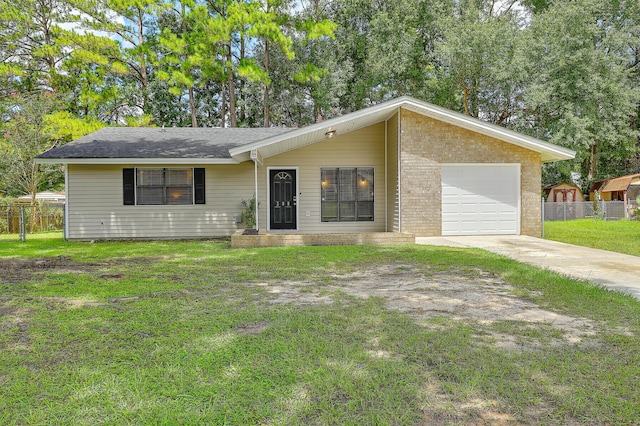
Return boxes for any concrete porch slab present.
[231,230,415,248]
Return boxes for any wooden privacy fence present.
[0,204,64,241]
[543,201,638,221]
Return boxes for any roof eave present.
[229,99,404,161]
[35,157,239,165]
[535,144,576,162]
[398,99,576,162]
[230,96,575,163]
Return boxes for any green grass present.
[545,219,640,256]
[0,230,63,243]
[1,236,639,424]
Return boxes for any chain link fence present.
[2,200,637,241]
[0,204,65,242]
[543,201,638,221]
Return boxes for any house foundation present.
[231,230,415,248]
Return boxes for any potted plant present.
[240,195,259,235]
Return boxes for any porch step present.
[231,230,415,248]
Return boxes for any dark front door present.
[270,169,297,230]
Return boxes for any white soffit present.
[230,96,575,163]
[229,103,400,162]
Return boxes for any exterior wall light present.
[325,130,337,139]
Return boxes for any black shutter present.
[194,168,205,204]
[123,168,135,205]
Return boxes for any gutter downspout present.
[254,160,259,229]
[385,120,388,232]
[250,149,263,230]
[397,109,402,233]
[64,164,69,240]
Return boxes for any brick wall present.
[399,109,542,237]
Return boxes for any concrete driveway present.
[417,235,640,301]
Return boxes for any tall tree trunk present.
[239,31,246,124]
[182,2,197,128]
[587,142,599,181]
[189,87,198,127]
[264,39,270,127]
[136,8,147,89]
[461,82,472,116]
[28,165,38,234]
[136,7,148,112]
[221,82,227,128]
[41,8,58,88]
[227,44,237,127]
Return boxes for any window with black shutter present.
[123,168,135,205]
[194,168,206,204]
[123,167,204,205]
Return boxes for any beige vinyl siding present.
[386,112,399,232]
[67,163,254,239]
[259,123,386,233]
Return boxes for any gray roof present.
[37,127,293,160]
[37,96,576,165]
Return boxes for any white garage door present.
[441,164,520,236]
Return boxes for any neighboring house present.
[590,174,640,203]
[36,96,574,241]
[16,191,66,206]
[544,183,585,202]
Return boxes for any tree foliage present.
[0,93,104,198]
[525,0,640,188]
[1,0,639,197]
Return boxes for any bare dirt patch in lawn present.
[1,256,107,285]
[2,257,597,348]
[0,256,160,285]
[254,263,596,347]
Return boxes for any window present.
[123,168,205,205]
[321,167,374,222]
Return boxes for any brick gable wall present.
[398,109,542,236]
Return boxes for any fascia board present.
[399,100,576,162]
[229,100,403,160]
[35,158,240,165]
[230,95,575,163]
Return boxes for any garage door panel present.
[443,201,516,213]
[442,165,519,236]
[442,191,515,206]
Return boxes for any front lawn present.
[545,219,640,256]
[1,237,639,424]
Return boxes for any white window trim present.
[135,167,195,206]
[320,166,376,223]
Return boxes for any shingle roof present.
[37,127,293,160]
[37,96,576,165]
[596,174,640,193]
